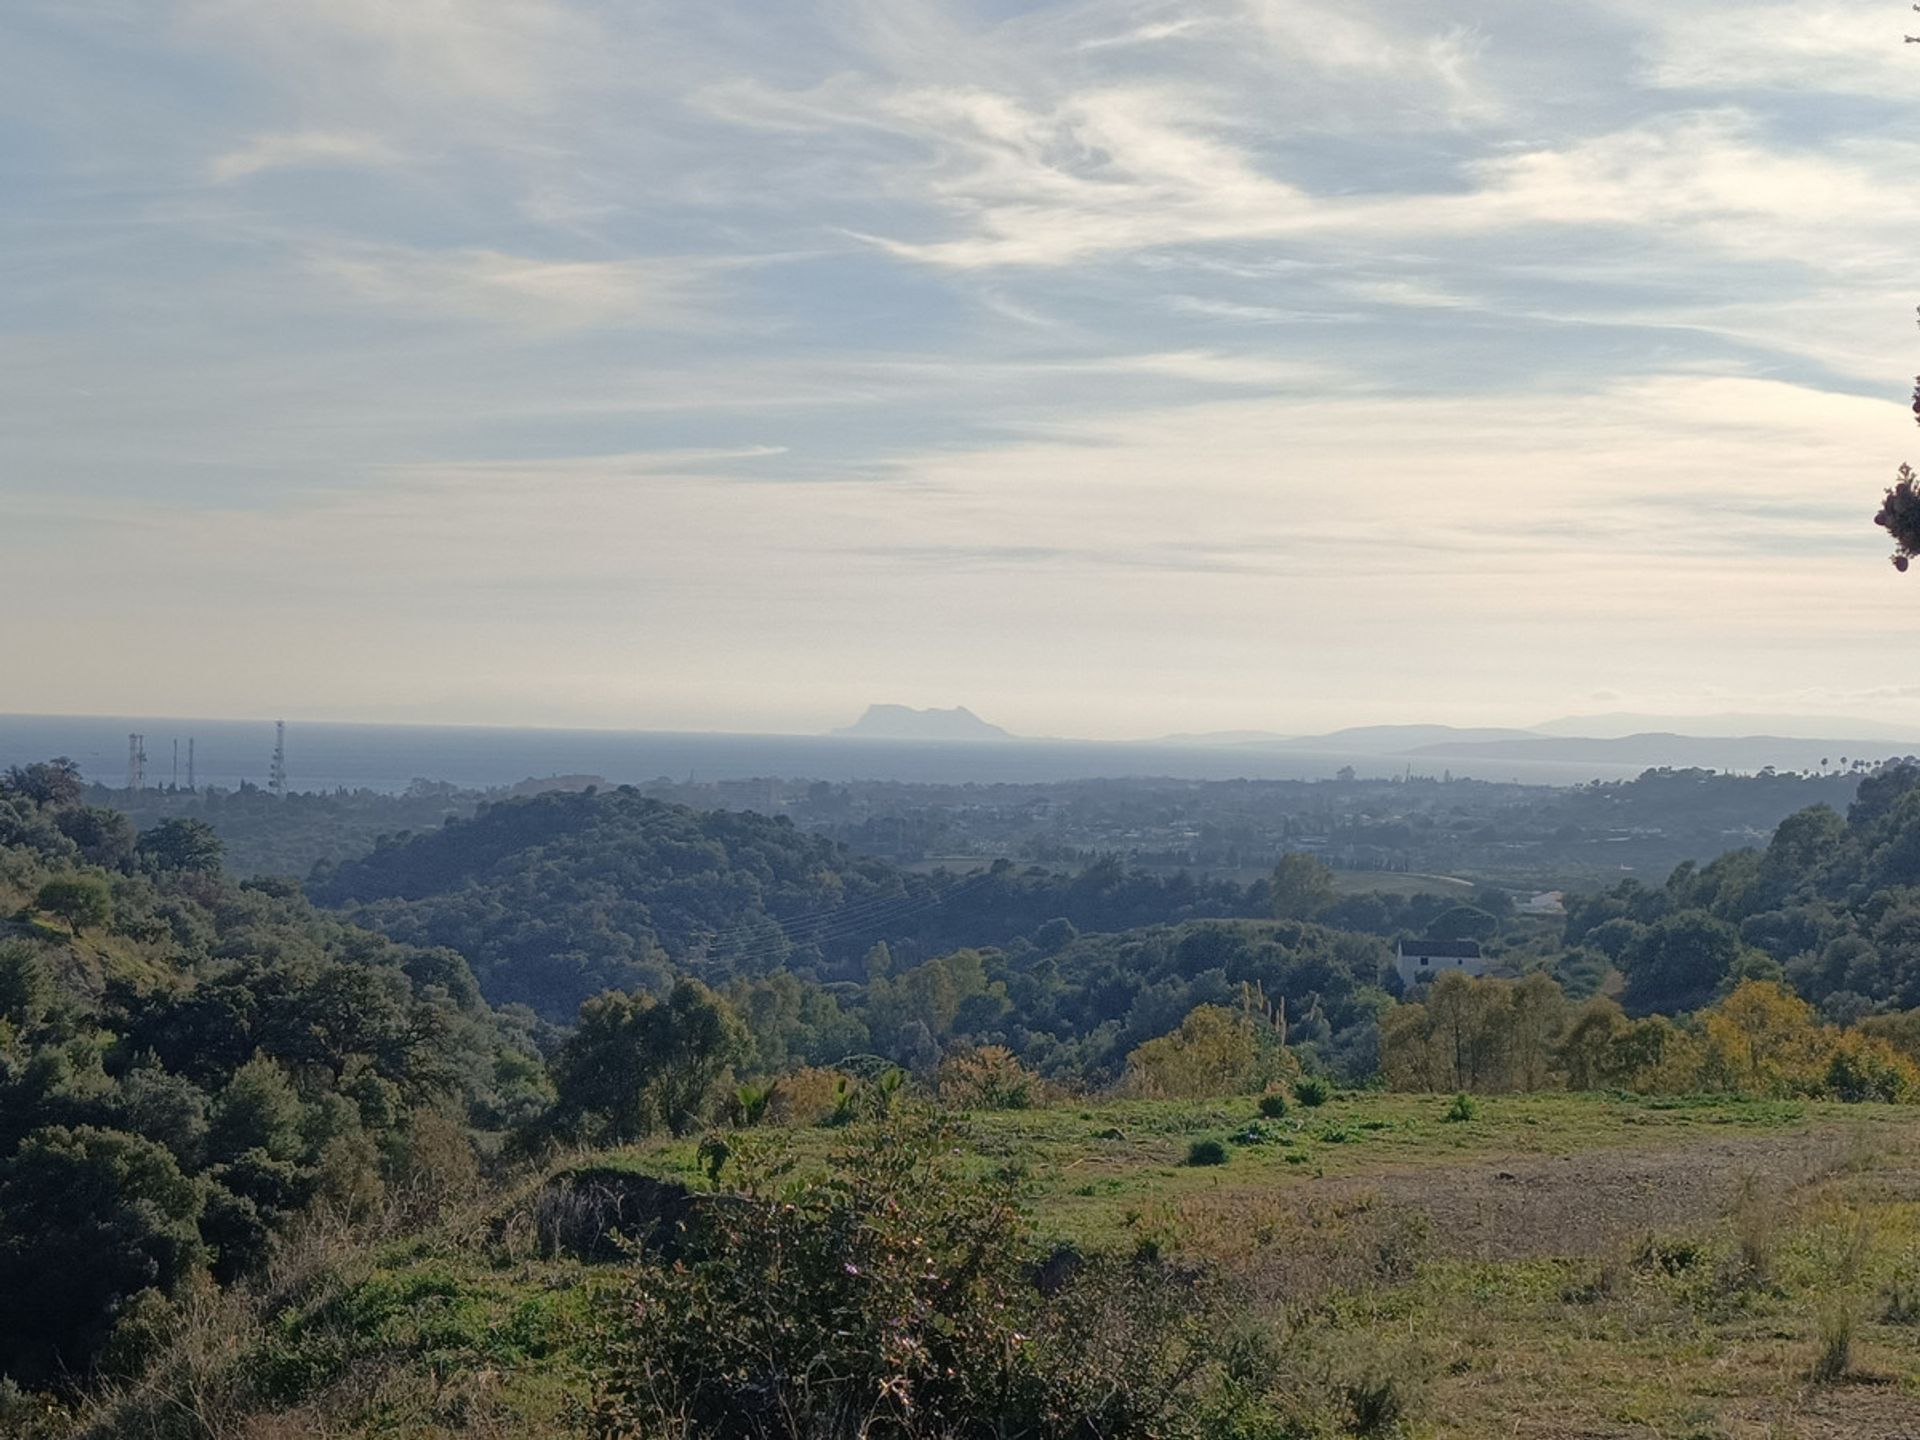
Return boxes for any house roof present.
[1396,938,1483,959]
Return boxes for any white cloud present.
[1239,0,1501,125]
[1634,2,1911,96]
[304,245,722,330]
[208,130,404,183]
[176,0,593,110]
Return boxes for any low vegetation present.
[7,757,1920,1435]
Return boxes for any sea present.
[0,714,1645,794]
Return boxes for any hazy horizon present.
[10,702,1920,749]
[6,1,1917,739]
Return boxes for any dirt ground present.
[1320,1124,1912,1262]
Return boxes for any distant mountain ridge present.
[833,705,1014,741]
[1411,732,1920,772]
[1535,711,1920,743]
[1140,721,1920,776]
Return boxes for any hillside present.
[306,788,1290,1020]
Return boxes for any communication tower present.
[126,733,146,792]
[172,739,179,790]
[187,738,195,792]
[269,720,287,798]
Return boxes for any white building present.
[1395,938,1488,989]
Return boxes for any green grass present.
[98,1091,1920,1439]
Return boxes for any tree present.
[1620,910,1742,1013]
[1269,853,1336,921]
[0,942,51,1029]
[0,1126,206,1383]
[56,806,137,870]
[1124,1003,1281,1097]
[35,873,113,934]
[0,758,83,810]
[137,817,224,875]
[549,980,746,1141]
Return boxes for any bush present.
[1345,1367,1409,1437]
[1257,1091,1289,1119]
[1883,1271,1920,1325]
[937,1045,1041,1111]
[1443,1092,1476,1123]
[1811,1303,1853,1383]
[1293,1076,1332,1108]
[0,1126,206,1383]
[1186,1139,1229,1167]
[594,1111,1226,1438]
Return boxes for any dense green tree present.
[35,873,113,934]
[56,806,137,870]
[137,816,224,874]
[1,759,83,810]
[0,1126,205,1384]
[1620,910,1743,1013]
[0,943,50,1029]
[548,979,747,1141]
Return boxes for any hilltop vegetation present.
[9,753,1920,1436]
[1566,761,1920,1016]
[308,788,1267,1019]
[0,762,551,1391]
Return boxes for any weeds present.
[1443,1093,1477,1124]
[1729,1174,1777,1287]
[1810,1303,1853,1384]
[1882,1271,1920,1325]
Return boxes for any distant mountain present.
[1152,724,1547,751]
[1536,711,1920,743]
[832,705,1014,742]
[1411,732,1920,773]
[1282,724,1545,753]
[1153,730,1297,746]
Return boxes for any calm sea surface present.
[0,714,1641,793]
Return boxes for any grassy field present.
[86,1091,1920,1439]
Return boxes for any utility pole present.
[269,720,287,798]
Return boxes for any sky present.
[4,0,1920,741]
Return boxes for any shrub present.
[0,1126,206,1383]
[1443,1093,1476,1123]
[593,1111,1225,1438]
[1257,1091,1289,1119]
[937,1045,1041,1111]
[1293,1076,1332,1108]
[1731,1175,1777,1286]
[1883,1271,1920,1325]
[1185,1139,1229,1167]
[1811,1303,1853,1383]
[1345,1367,1409,1437]
[766,1066,850,1127]
[1824,1032,1920,1103]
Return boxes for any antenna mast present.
[186,737,195,791]
[126,733,146,792]
[269,720,288,798]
